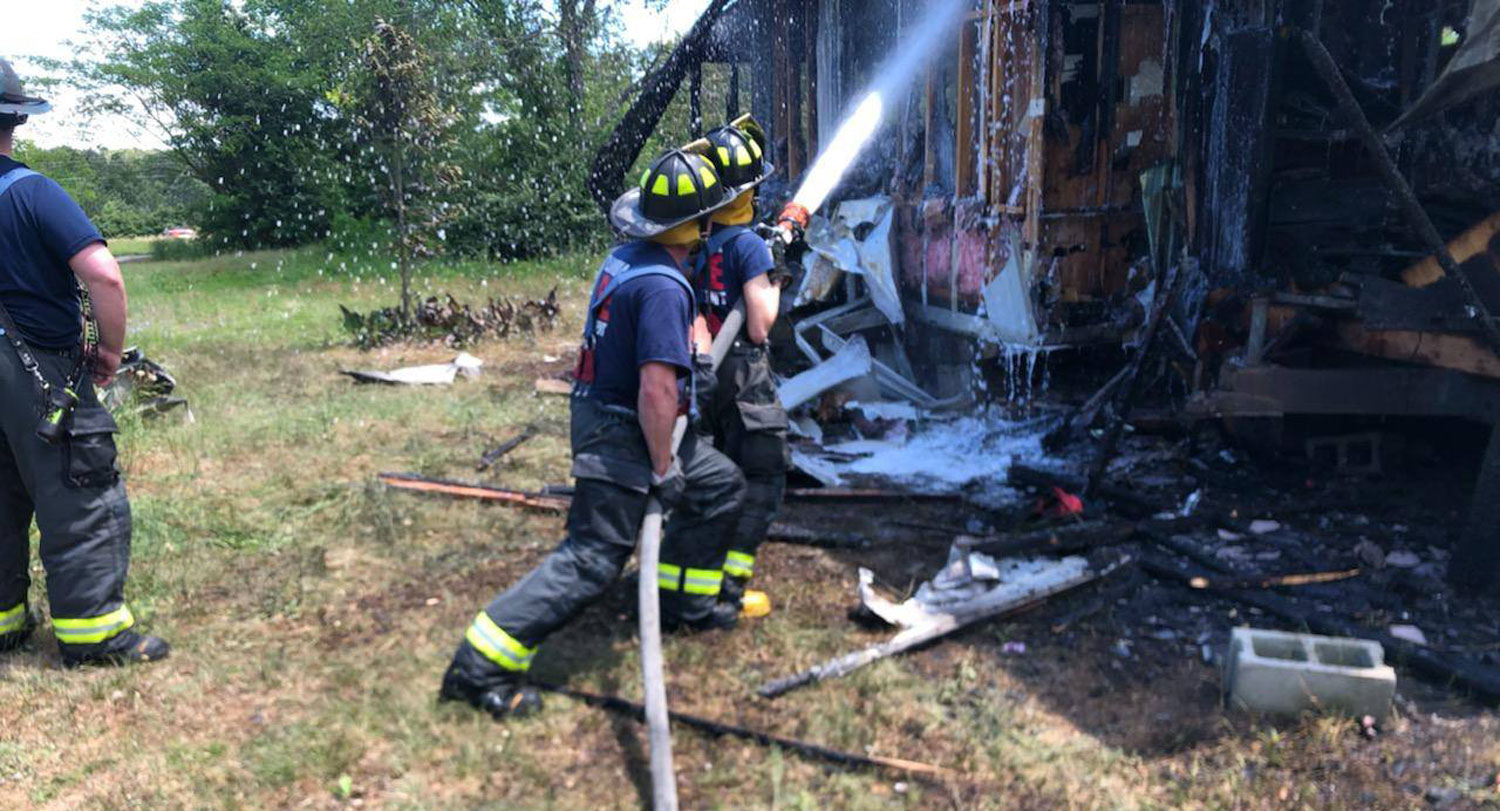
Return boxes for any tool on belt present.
[0,166,97,444]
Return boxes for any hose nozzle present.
[777,202,810,234]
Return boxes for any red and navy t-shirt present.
[700,226,775,337]
[577,241,694,410]
[0,157,106,348]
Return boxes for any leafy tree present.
[70,0,725,263]
[349,19,460,321]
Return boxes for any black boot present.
[660,596,739,633]
[439,662,543,720]
[719,575,746,608]
[61,631,170,669]
[0,608,37,654]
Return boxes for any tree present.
[350,18,460,321]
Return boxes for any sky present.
[1,0,711,150]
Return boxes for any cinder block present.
[1305,432,1385,475]
[1225,627,1396,720]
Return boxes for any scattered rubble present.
[757,548,1127,699]
[476,428,536,472]
[101,347,191,420]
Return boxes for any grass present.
[108,236,160,256]
[0,246,1497,809]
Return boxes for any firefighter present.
[440,150,745,719]
[0,58,169,666]
[695,124,790,616]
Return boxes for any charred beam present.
[587,0,734,213]
[1294,29,1500,358]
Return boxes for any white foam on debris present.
[828,415,1050,490]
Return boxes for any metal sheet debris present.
[341,353,483,385]
[777,334,872,411]
[759,550,1125,698]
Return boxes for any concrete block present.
[1225,627,1396,720]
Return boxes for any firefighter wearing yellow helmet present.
[440,150,746,720]
[692,124,789,619]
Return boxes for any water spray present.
[776,0,971,233]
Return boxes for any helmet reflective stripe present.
[704,125,767,189]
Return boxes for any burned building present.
[592,0,1500,587]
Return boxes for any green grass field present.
[0,248,1496,809]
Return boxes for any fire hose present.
[638,214,805,811]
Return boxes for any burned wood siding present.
[1201,27,1275,290]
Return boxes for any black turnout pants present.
[0,346,139,655]
[707,342,789,589]
[450,396,744,685]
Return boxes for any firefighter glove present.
[650,458,687,510]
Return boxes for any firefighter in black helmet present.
[693,123,790,618]
[0,57,169,667]
[439,150,746,720]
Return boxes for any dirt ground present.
[0,248,1498,810]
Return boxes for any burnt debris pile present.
[340,289,560,349]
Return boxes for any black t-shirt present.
[700,226,775,337]
[582,241,694,410]
[0,157,105,348]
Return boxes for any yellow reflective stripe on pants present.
[465,611,536,672]
[53,605,134,645]
[723,551,755,579]
[657,564,722,596]
[0,603,24,635]
[657,563,683,591]
[682,568,722,596]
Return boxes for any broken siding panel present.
[1107,3,1173,208]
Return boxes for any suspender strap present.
[574,251,699,418]
[691,224,751,280]
[580,258,695,344]
[0,167,39,199]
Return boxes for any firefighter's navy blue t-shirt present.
[583,241,693,410]
[0,157,105,348]
[700,226,775,337]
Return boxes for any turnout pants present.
[707,342,789,592]
[450,396,744,685]
[0,346,139,655]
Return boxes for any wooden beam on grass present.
[377,473,570,513]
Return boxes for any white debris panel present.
[341,352,484,385]
[800,196,904,326]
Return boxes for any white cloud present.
[1,0,161,150]
[615,0,711,48]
